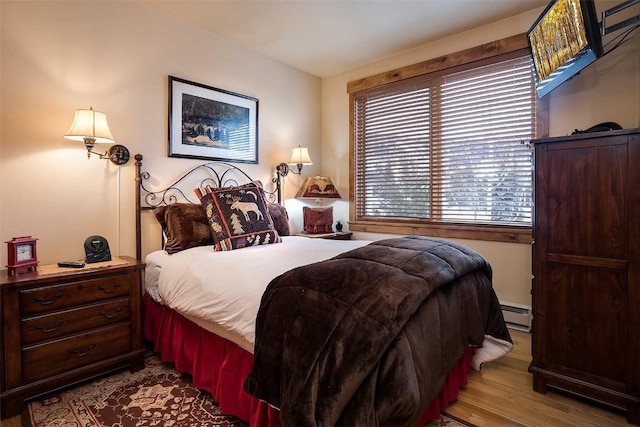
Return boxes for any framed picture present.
[168,76,258,163]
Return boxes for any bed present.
[134,155,513,426]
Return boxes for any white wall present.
[320,3,640,306]
[0,1,322,264]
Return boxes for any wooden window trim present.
[348,33,548,244]
[348,34,531,93]
[348,220,532,244]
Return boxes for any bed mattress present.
[144,236,370,353]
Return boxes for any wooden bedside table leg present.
[1,394,23,420]
[628,403,639,425]
[129,352,146,372]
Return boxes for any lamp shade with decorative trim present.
[295,176,341,199]
[64,108,115,144]
[288,146,313,166]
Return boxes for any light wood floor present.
[1,329,630,427]
[441,329,629,427]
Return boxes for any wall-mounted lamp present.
[64,107,130,165]
[274,145,313,203]
[275,145,313,178]
[287,145,313,174]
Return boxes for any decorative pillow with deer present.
[198,183,281,251]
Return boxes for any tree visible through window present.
[349,38,542,243]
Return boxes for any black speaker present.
[84,235,112,263]
[572,122,622,134]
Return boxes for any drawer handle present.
[34,292,63,305]
[35,320,64,333]
[70,344,96,357]
[98,283,121,294]
[100,307,123,319]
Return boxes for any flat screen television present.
[527,0,603,97]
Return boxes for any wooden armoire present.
[530,128,640,424]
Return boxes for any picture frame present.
[168,76,258,163]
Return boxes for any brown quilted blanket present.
[244,236,511,427]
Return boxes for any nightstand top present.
[295,232,353,240]
[1,256,144,287]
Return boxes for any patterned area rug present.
[428,412,476,427]
[23,354,246,427]
[23,353,472,427]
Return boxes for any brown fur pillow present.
[267,203,290,236]
[154,204,213,254]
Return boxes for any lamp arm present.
[86,144,131,165]
[276,162,290,177]
[82,136,109,160]
[89,148,110,160]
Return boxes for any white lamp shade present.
[64,108,115,143]
[288,146,313,165]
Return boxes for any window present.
[349,35,546,244]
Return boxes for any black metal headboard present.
[134,154,280,260]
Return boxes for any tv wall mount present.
[601,0,639,36]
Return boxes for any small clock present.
[6,236,38,275]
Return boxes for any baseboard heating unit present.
[500,301,532,332]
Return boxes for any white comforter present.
[145,236,370,353]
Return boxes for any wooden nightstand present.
[296,232,353,240]
[0,256,145,419]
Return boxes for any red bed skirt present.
[143,293,472,426]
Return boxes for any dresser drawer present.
[1,257,145,420]
[20,274,130,315]
[21,297,131,345]
[22,323,132,383]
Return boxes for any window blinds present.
[353,55,535,225]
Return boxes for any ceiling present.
[140,0,549,78]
